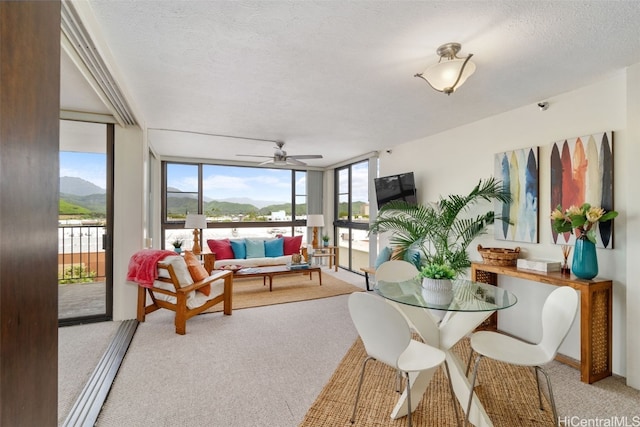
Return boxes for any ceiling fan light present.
[415,42,476,95]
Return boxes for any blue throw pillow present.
[374,246,393,269]
[246,239,266,258]
[264,238,284,257]
[404,248,421,269]
[230,239,246,259]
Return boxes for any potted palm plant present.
[369,177,511,277]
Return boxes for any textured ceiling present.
[62,0,640,168]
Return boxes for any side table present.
[310,246,339,271]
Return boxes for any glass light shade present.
[306,214,325,227]
[420,58,476,93]
[185,214,207,229]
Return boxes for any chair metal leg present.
[404,371,413,427]
[396,369,402,393]
[350,356,373,424]
[535,366,560,427]
[533,366,543,410]
[443,361,462,427]
[465,354,484,426]
[465,348,474,376]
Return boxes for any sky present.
[168,163,368,203]
[60,152,107,188]
[60,152,370,203]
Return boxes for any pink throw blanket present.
[127,249,177,288]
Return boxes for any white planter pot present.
[421,288,454,306]
[421,278,452,292]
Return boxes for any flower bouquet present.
[550,203,618,244]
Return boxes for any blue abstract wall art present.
[494,147,539,243]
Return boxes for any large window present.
[334,160,370,272]
[162,162,307,249]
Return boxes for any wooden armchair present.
[136,255,233,334]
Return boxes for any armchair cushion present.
[157,255,193,285]
[184,251,211,295]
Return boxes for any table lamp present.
[306,214,325,249]
[185,214,207,254]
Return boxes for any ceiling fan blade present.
[287,154,323,160]
[258,159,275,166]
[286,158,307,166]
[237,154,272,158]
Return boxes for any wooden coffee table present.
[231,265,322,291]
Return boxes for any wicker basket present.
[477,244,520,266]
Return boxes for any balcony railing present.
[58,224,106,284]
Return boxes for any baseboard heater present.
[63,319,138,427]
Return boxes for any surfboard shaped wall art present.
[494,146,539,243]
[550,131,614,248]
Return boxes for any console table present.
[471,262,612,384]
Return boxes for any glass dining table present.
[375,278,517,427]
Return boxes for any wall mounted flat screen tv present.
[374,172,417,209]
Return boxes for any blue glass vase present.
[572,238,598,280]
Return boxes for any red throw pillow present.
[283,235,303,256]
[184,251,210,296]
[207,238,234,260]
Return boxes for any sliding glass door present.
[58,120,113,324]
[334,160,370,273]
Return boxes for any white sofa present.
[203,237,307,272]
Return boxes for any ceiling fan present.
[237,141,323,166]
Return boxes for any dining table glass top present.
[375,278,518,312]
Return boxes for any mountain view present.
[60,177,368,219]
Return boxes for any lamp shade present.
[185,214,207,229]
[306,214,325,227]
[420,58,476,93]
[415,42,476,95]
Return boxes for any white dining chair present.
[348,292,460,427]
[374,259,420,282]
[465,286,579,426]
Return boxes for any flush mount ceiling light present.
[415,42,476,95]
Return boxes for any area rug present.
[300,337,556,427]
[205,272,363,312]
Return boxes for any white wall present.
[625,63,640,389]
[380,70,636,386]
[112,126,145,321]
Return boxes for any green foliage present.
[322,234,330,242]
[59,199,92,215]
[59,193,106,215]
[369,177,511,276]
[418,263,456,279]
[58,265,96,285]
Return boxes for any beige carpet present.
[205,270,362,312]
[300,337,556,427]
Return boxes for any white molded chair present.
[348,292,460,427]
[375,259,419,283]
[465,286,579,426]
